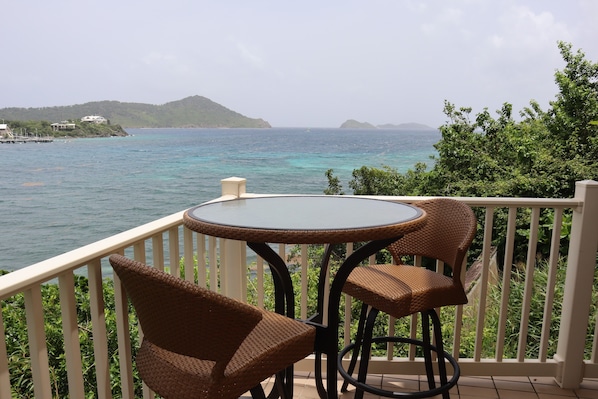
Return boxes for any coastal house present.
[51,121,77,131]
[0,123,14,139]
[80,115,108,124]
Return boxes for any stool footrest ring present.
[338,336,460,398]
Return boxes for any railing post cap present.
[221,177,247,183]
[221,177,247,197]
[576,179,598,187]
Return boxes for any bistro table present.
[183,195,427,399]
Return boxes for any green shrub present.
[1,275,142,398]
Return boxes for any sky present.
[1,1,597,128]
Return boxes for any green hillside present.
[0,96,271,128]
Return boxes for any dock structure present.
[0,133,54,144]
[0,123,54,143]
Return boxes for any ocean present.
[0,127,440,271]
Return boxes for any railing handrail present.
[0,210,186,300]
[363,195,581,207]
[242,192,581,206]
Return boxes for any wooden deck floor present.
[245,372,598,398]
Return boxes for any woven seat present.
[109,254,315,399]
[339,198,476,399]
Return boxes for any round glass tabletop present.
[184,196,426,244]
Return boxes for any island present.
[340,120,437,130]
[340,119,377,129]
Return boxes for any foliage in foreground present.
[1,273,142,399]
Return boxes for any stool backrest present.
[388,198,477,283]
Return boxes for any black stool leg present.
[250,384,267,399]
[428,309,450,399]
[421,311,436,391]
[314,351,327,399]
[341,303,369,392]
[354,307,379,399]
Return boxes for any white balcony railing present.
[1,177,597,399]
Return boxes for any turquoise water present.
[0,128,440,271]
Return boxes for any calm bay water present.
[0,128,440,271]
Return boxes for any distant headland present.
[340,119,437,130]
[0,95,271,129]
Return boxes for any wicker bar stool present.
[338,198,476,399]
[109,254,315,399]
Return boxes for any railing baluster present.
[208,236,218,291]
[452,257,466,360]
[257,255,265,308]
[539,207,563,361]
[474,206,494,361]
[408,255,422,360]
[300,244,308,320]
[88,259,112,399]
[169,226,180,277]
[452,303,464,360]
[152,234,165,271]
[134,241,146,264]
[518,207,540,361]
[344,244,356,350]
[183,227,195,283]
[344,294,352,351]
[24,286,52,399]
[321,244,333,326]
[219,240,228,295]
[196,232,207,287]
[408,313,418,360]
[0,309,12,398]
[387,316,396,361]
[241,243,248,302]
[58,271,85,397]
[496,207,517,361]
[113,272,135,399]
[592,304,598,364]
[278,244,285,262]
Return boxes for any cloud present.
[494,5,571,50]
[235,42,266,70]
[142,52,177,66]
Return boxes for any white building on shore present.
[51,121,77,131]
[81,115,108,124]
[0,123,12,137]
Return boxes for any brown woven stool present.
[338,198,477,399]
[110,254,315,399]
